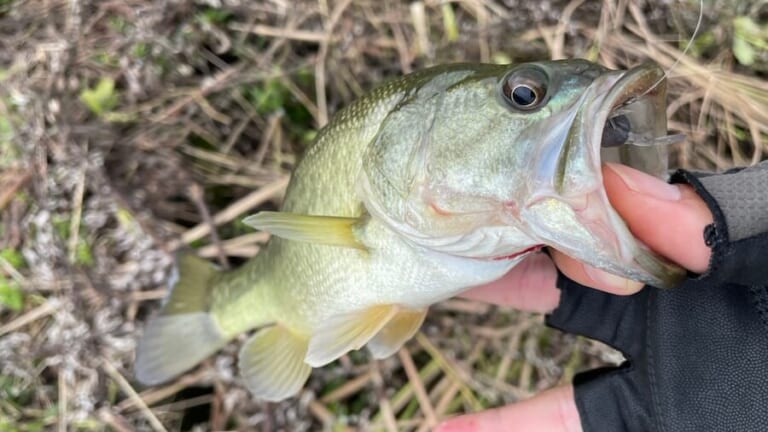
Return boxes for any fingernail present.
[605,163,681,201]
[584,265,644,292]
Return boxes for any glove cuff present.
[671,167,768,286]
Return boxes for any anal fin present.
[239,325,312,402]
[367,308,427,359]
[305,305,398,367]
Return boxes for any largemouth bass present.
[135,60,685,401]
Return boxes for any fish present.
[135,59,686,401]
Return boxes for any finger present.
[436,385,581,432]
[551,250,644,295]
[603,163,713,273]
[548,163,715,294]
[461,252,560,313]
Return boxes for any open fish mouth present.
[576,62,688,287]
[520,63,687,288]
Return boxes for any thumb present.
[435,385,581,432]
[551,164,714,294]
[603,163,713,274]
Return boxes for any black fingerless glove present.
[546,161,768,432]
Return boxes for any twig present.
[457,0,490,62]
[0,168,31,211]
[378,398,399,432]
[102,358,168,432]
[0,300,57,336]
[373,360,441,422]
[308,400,335,426]
[210,381,227,432]
[174,176,289,248]
[193,94,232,125]
[222,114,253,154]
[228,23,328,43]
[415,333,482,411]
[410,2,430,58]
[58,370,67,432]
[187,183,229,269]
[371,366,399,432]
[67,163,87,264]
[398,348,438,428]
[151,394,213,412]
[130,289,167,303]
[116,368,212,412]
[552,0,586,60]
[0,254,25,283]
[434,380,460,417]
[320,371,374,403]
[196,232,270,259]
[253,113,282,167]
[315,0,354,127]
[97,408,134,432]
[152,67,240,124]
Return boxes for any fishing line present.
[640,0,704,97]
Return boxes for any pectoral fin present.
[305,305,398,367]
[239,325,312,402]
[367,308,427,359]
[243,211,365,249]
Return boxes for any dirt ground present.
[0,0,766,431]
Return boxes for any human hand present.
[437,163,714,431]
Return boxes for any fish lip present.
[593,63,667,152]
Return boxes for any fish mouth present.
[595,63,685,155]
[582,63,687,287]
[522,63,687,288]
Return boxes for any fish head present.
[360,60,685,288]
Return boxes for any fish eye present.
[501,67,549,111]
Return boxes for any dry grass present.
[0,0,765,431]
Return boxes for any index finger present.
[436,385,582,432]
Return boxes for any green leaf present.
[75,240,94,267]
[492,53,512,65]
[0,278,23,311]
[441,3,459,42]
[733,33,756,66]
[0,116,12,143]
[79,78,119,116]
[200,8,232,24]
[0,249,25,269]
[733,16,768,66]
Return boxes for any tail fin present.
[135,254,228,385]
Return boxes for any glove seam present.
[700,231,768,286]
[670,169,768,286]
[670,170,728,275]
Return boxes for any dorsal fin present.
[243,211,366,249]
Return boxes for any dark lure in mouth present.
[591,63,686,152]
[600,104,686,148]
